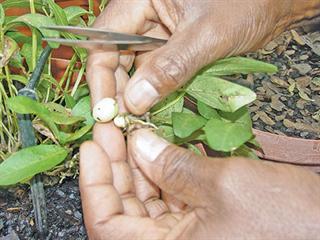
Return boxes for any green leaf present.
[0,145,68,186]
[219,106,252,129]
[205,57,277,76]
[71,96,95,125]
[46,0,87,60]
[0,4,5,26]
[172,112,207,138]
[187,143,204,156]
[186,75,256,112]
[64,6,89,25]
[232,144,260,160]
[2,0,43,11]
[47,0,68,25]
[204,118,253,152]
[6,13,59,48]
[156,126,175,143]
[197,101,221,120]
[8,96,84,125]
[60,124,93,144]
[64,93,76,109]
[151,92,184,125]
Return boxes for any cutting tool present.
[42,26,167,51]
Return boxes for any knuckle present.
[158,146,197,194]
[151,52,188,90]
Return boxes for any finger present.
[128,141,169,219]
[91,215,171,240]
[162,192,187,213]
[79,141,123,235]
[128,129,223,206]
[86,0,159,106]
[124,23,226,115]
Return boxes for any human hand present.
[80,129,320,239]
[87,0,320,115]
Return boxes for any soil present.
[0,179,86,240]
[247,29,320,139]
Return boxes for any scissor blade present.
[43,38,165,51]
[43,26,166,43]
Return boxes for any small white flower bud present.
[92,98,118,123]
[113,115,127,128]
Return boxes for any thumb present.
[124,25,222,115]
[128,128,220,206]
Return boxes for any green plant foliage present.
[204,119,253,152]
[0,4,5,26]
[71,96,95,125]
[205,57,277,76]
[172,112,207,138]
[187,75,256,112]
[0,145,68,186]
[197,101,221,120]
[6,14,60,47]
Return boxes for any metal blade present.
[42,26,166,43]
[43,38,165,51]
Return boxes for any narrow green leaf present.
[0,4,5,26]
[2,0,43,11]
[71,96,95,125]
[0,145,68,186]
[64,6,89,25]
[7,96,84,125]
[205,57,277,76]
[186,76,256,112]
[64,93,76,109]
[60,124,93,144]
[172,112,207,139]
[6,13,59,48]
[204,119,253,152]
[197,101,221,120]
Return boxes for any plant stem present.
[71,64,85,97]
[30,0,37,72]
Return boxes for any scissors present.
[42,26,167,51]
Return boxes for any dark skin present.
[80,0,320,239]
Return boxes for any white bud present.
[93,98,118,123]
[113,115,127,128]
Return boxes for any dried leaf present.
[291,30,305,45]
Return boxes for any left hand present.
[80,129,320,239]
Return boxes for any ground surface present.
[0,29,319,240]
[0,179,86,240]
[247,29,319,139]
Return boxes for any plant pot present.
[253,129,320,173]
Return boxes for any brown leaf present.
[270,76,289,88]
[291,30,305,45]
[270,95,285,111]
[33,122,59,144]
[257,111,275,126]
[283,119,320,134]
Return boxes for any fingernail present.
[126,80,160,113]
[134,129,169,162]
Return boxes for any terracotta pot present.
[253,130,320,173]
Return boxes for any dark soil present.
[247,30,320,139]
[0,178,87,240]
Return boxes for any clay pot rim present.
[253,129,320,167]
[253,129,319,143]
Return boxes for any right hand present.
[87,0,320,115]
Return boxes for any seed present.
[92,98,118,123]
[113,115,127,128]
